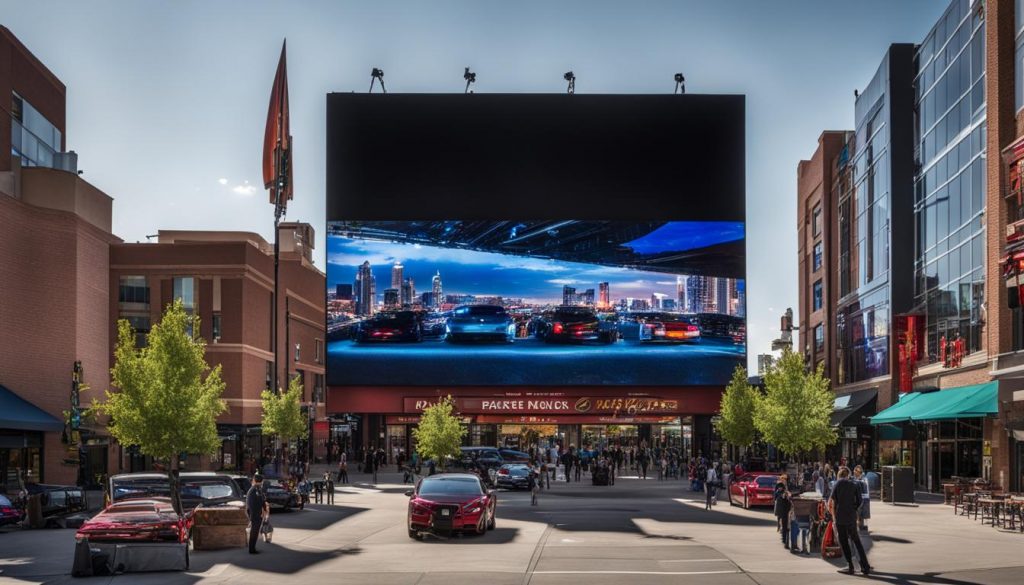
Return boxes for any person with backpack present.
[705,464,718,509]
[528,464,539,506]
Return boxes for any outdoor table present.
[1003,497,1024,531]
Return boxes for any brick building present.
[0,25,118,490]
[109,224,326,474]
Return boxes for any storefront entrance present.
[921,419,983,491]
[1,431,42,492]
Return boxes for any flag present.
[263,39,292,204]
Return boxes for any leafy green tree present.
[411,396,466,470]
[95,299,227,511]
[753,348,837,458]
[715,365,757,449]
[261,374,308,458]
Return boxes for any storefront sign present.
[403,396,680,415]
[844,426,858,439]
[475,414,679,425]
[385,415,473,425]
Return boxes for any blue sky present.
[1,0,946,369]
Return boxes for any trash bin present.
[881,465,914,504]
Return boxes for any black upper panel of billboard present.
[326,93,744,221]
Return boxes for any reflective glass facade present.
[9,92,61,168]
[913,0,986,364]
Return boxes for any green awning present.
[869,382,998,425]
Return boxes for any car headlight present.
[465,506,481,514]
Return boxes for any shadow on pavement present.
[415,527,520,545]
[264,504,368,531]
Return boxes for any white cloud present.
[232,180,256,196]
[218,178,228,185]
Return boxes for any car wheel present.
[487,510,496,530]
[743,493,749,510]
[184,543,190,570]
[475,513,487,535]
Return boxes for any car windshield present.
[460,306,505,317]
[418,477,483,497]
[111,478,173,502]
[555,309,595,322]
[0,494,12,506]
[181,481,236,500]
[506,466,529,476]
[376,312,417,322]
[755,476,778,487]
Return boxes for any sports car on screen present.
[355,311,424,342]
[534,307,617,344]
[620,312,701,343]
[406,473,496,539]
[445,305,516,342]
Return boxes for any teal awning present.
[869,382,998,425]
[0,384,64,432]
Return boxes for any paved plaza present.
[0,471,1021,585]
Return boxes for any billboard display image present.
[325,93,746,388]
[327,220,745,386]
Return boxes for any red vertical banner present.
[263,40,292,204]
[894,315,920,394]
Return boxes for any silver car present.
[445,305,516,342]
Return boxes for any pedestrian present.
[705,464,718,510]
[774,474,791,548]
[829,466,871,576]
[338,451,349,484]
[364,449,377,484]
[638,448,649,480]
[246,473,269,554]
[528,464,539,506]
[324,471,335,505]
[853,465,871,531]
[574,447,583,482]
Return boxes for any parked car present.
[23,483,86,526]
[458,447,504,471]
[406,473,496,539]
[445,305,516,342]
[109,472,244,514]
[355,311,424,342]
[263,478,301,510]
[497,448,531,463]
[0,494,22,527]
[535,306,616,344]
[619,312,700,343]
[494,464,531,490]
[728,474,778,509]
[75,497,189,572]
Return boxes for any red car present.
[729,474,779,509]
[406,473,496,539]
[75,497,190,571]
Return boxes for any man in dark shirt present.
[829,466,870,575]
[246,474,268,554]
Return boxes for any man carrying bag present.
[829,466,871,576]
[246,474,270,554]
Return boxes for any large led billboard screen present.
[326,94,745,387]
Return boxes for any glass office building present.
[912,0,986,364]
[836,45,917,386]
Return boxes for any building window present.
[212,312,222,341]
[294,343,301,362]
[123,315,151,348]
[813,280,823,311]
[266,361,273,391]
[10,92,61,168]
[814,324,824,352]
[812,204,822,237]
[11,94,23,122]
[813,242,823,272]
[313,373,325,403]
[118,276,150,305]
[172,277,195,310]
[315,339,323,364]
